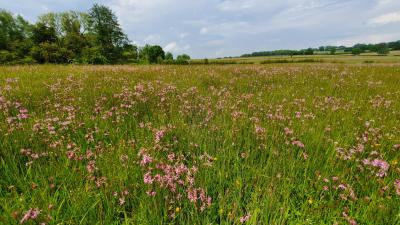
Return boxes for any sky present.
[2,0,400,58]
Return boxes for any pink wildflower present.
[140,154,153,166]
[284,127,293,135]
[292,140,305,148]
[146,190,156,196]
[66,151,75,160]
[20,208,40,224]
[240,213,251,223]
[371,159,389,177]
[144,172,154,184]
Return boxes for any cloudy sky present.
[2,0,400,58]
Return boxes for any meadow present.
[1,63,400,224]
[205,51,400,64]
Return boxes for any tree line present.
[0,4,191,65]
[241,41,400,58]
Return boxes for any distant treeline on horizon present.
[240,41,400,58]
[0,4,191,65]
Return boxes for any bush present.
[81,47,108,64]
[31,42,73,64]
[0,50,18,64]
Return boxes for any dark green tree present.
[88,4,128,63]
[351,48,362,55]
[304,48,314,55]
[31,22,57,44]
[376,43,390,55]
[140,45,165,64]
[165,52,173,61]
[176,54,191,64]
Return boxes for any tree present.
[121,43,138,62]
[388,41,400,50]
[351,48,362,55]
[31,22,57,44]
[304,48,314,55]
[140,45,165,64]
[0,10,32,50]
[0,10,33,63]
[31,42,72,63]
[63,32,87,58]
[165,52,173,61]
[88,4,128,63]
[330,48,336,55]
[376,43,390,55]
[176,54,191,64]
[81,46,108,64]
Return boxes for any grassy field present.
[1,64,400,224]
[204,51,400,64]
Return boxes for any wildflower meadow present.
[1,64,400,224]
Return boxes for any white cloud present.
[164,42,178,52]
[368,11,400,25]
[164,42,190,54]
[335,32,400,46]
[144,34,161,44]
[200,27,208,35]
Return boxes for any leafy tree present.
[177,54,190,61]
[351,48,362,55]
[176,54,191,64]
[330,48,336,55]
[140,45,165,64]
[121,43,138,62]
[88,4,128,63]
[0,10,33,63]
[388,41,400,50]
[31,42,72,63]
[63,32,87,58]
[165,52,173,61]
[31,22,57,44]
[81,46,108,64]
[304,48,314,55]
[0,10,31,50]
[376,43,390,55]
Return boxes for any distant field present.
[199,51,400,64]
[1,64,400,224]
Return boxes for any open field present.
[203,51,400,64]
[1,64,400,224]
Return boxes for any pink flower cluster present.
[20,208,40,224]
[362,158,389,178]
[138,127,212,212]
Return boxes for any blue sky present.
[2,0,400,58]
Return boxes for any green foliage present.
[304,48,314,55]
[31,42,72,63]
[165,52,174,61]
[88,4,128,63]
[80,46,108,64]
[0,50,17,64]
[241,41,400,58]
[376,43,390,55]
[140,45,165,64]
[0,5,161,65]
[175,54,191,64]
[31,23,58,44]
[352,48,362,55]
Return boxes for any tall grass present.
[0,64,400,224]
